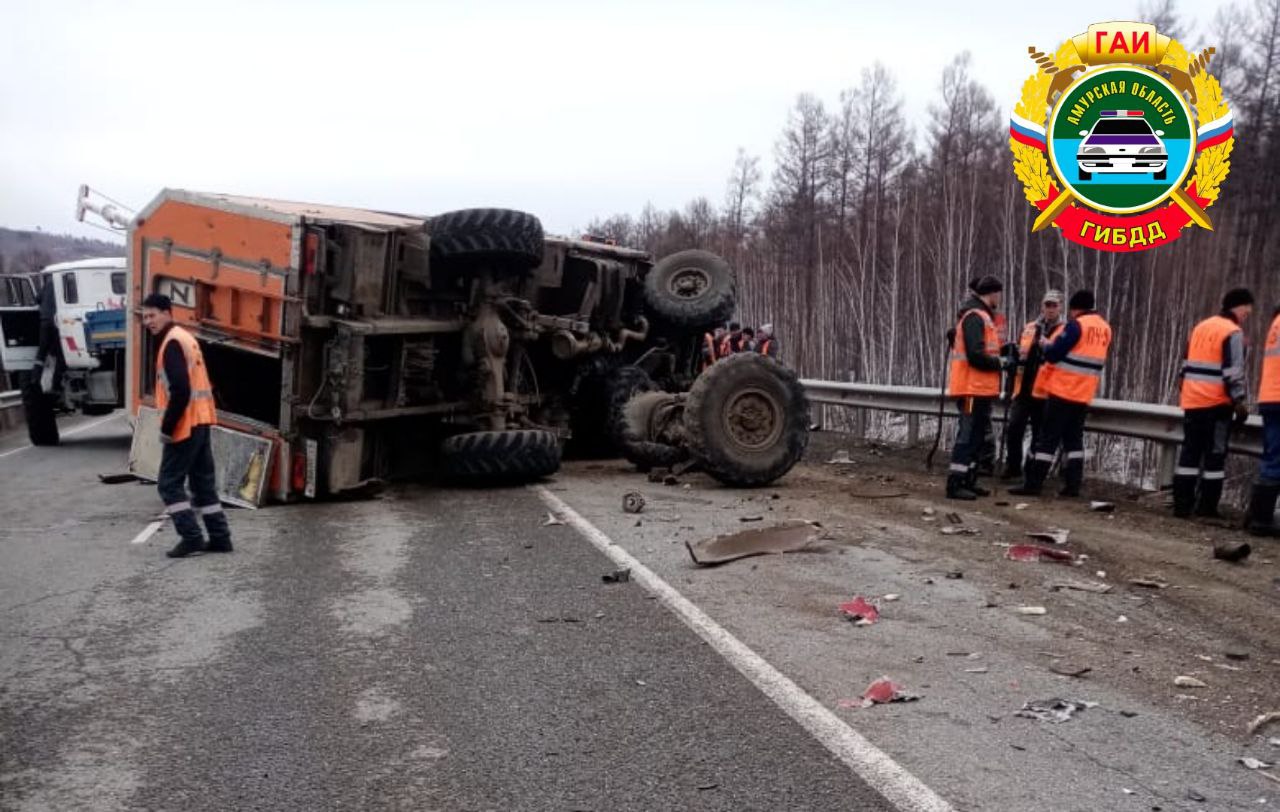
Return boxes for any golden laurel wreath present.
[1011,38,1233,227]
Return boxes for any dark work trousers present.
[948,397,993,492]
[1261,404,1280,484]
[1002,396,1045,476]
[158,426,231,544]
[1173,405,1234,517]
[1021,396,1088,495]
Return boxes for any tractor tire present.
[619,391,689,471]
[428,208,545,270]
[22,384,59,446]
[440,429,561,484]
[643,249,736,329]
[683,353,808,487]
[569,365,655,457]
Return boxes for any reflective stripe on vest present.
[1047,313,1112,404]
[947,309,1000,397]
[1031,323,1065,400]
[155,325,217,442]
[1180,315,1240,409]
[1261,314,1280,404]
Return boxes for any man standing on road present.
[945,276,1008,500]
[141,293,232,558]
[1001,290,1064,480]
[1247,304,1280,537]
[1009,290,1112,498]
[1173,288,1254,519]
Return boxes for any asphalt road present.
[0,416,901,811]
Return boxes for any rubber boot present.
[1171,475,1196,518]
[946,474,977,501]
[967,470,991,497]
[166,509,206,558]
[1195,478,1225,519]
[1007,459,1048,496]
[1246,482,1280,537]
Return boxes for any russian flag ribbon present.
[1197,111,1233,152]
[1009,113,1047,151]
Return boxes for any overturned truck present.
[127,191,807,501]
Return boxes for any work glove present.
[1233,401,1250,425]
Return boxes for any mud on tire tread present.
[643,249,736,329]
[684,354,808,487]
[619,391,688,470]
[428,208,545,270]
[441,429,561,484]
[22,384,59,446]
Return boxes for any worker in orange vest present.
[720,322,742,356]
[141,293,232,558]
[1000,289,1063,479]
[1173,288,1254,519]
[757,323,780,360]
[1247,305,1280,536]
[1009,290,1112,497]
[702,326,727,371]
[945,276,1009,500]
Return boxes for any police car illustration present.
[1075,110,1168,181]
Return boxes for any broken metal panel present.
[130,407,273,508]
[685,521,821,566]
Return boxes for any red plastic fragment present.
[1005,544,1073,563]
[838,596,880,624]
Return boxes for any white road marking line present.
[0,413,125,459]
[129,520,164,545]
[534,486,955,812]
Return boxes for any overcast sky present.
[0,0,1228,243]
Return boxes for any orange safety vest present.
[759,338,773,357]
[1031,323,1065,400]
[1180,315,1242,410]
[1046,313,1112,404]
[1012,321,1039,395]
[1262,313,1280,404]
[947,308,1000,397]
[155,325,217,442]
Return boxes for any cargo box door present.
[130,406,273,507]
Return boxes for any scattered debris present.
[1129,578,1169,589]
[1247,712,1280,736]
[542,512,565,526]
[622,492,646,514]
[696,783,719,791]
[843,677,920,708]
[1014,503,1029,510]
[945,570,964,579]
[1269,738,1280,748]
[994,500,1010,507]
[847,489,909,499]
[1015,698,1096,723]
[663,474,680,486]
[1026,528,1070,545]
[1116,615,1129,623]
[1174,676,1208,688]
[945,512,963,525]
[964,667,989,674]
[1214,541,1252,562]
[922,507,937,517]
[1240,757,1274,770]
[1225,651,1250,661]
[98,472,140,484]
[685,521,821,566]
[1050,579,1112,593]
[940,526,979,536]
[739,515,765,522]
[1015,606,1047,615]
[1049,664,1093,678]
[1006,544,1074,564]
[827,450,855,465]
[1186,789,1207,802]
[602,568,632,584]
[1120,710,1139,718]
[1089,501,1115,512]
[882,593,901,602]
[839,597,880,625]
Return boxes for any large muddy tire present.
[428,208,545,270]
[569,365,655,457]
[643,250,736,329]
[440,429,561,484]
[22,384,59,446]
[620,391,688,470]
[684,353,808,487]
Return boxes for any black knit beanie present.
[1222,288,1255,311]
[1068,289,1095,310]
[970,275,1003,295]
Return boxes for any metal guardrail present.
[801,379,1264,484]
[0,389,22,432]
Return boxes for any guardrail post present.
[907,414,919,446]
[1157,443,1176,489]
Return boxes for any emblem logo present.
[1009,22,1234,251]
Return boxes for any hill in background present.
[0,227,125,275]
